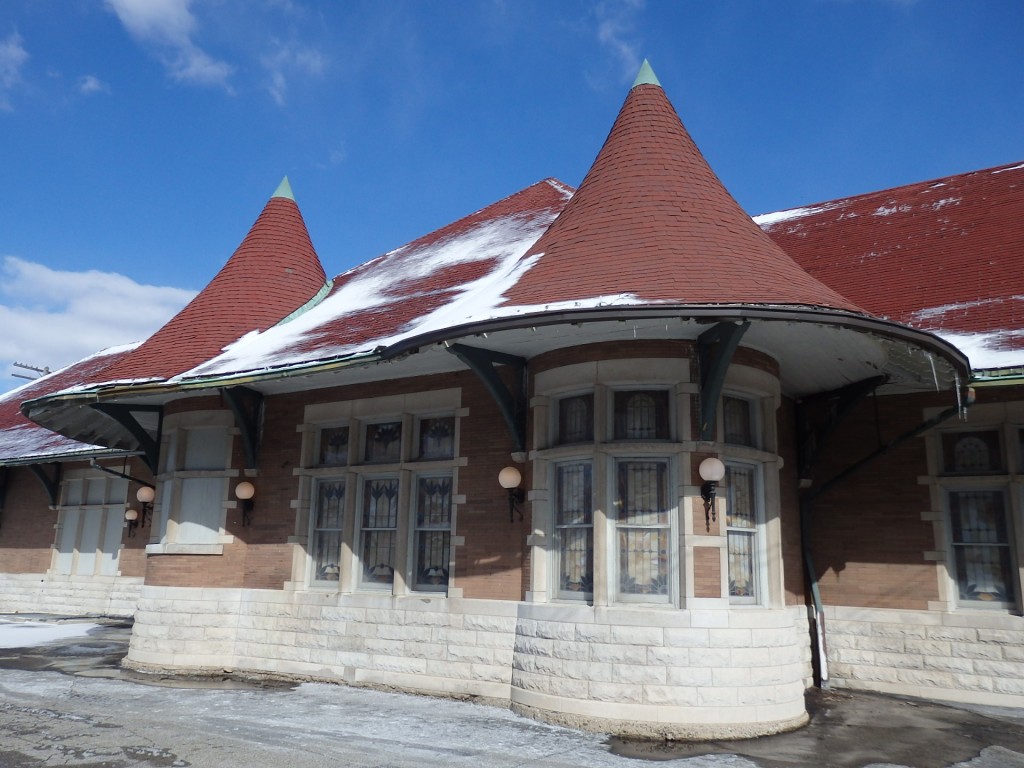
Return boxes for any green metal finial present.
[272,176,295,201]
[632,59,661,89]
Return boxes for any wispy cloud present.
[594,0,644,82]
[105,0,234,89]
[262,42,326,106]
[0,256,195,394]
[78,74,111,95]
[0,32,29,111]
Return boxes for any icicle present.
[633,325,637,338]
[928,353,939,391]
[955,372,964,418]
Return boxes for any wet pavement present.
[1,616,1023,767]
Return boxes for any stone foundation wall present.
[0,573,142,617]
[826,605,1024,706]
[125,585,813,737]
[510,603,811,738]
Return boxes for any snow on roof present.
[180,179,572,380]
[0,343,140,463]
[759,160,1024,371]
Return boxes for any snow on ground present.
[0,618,99,648]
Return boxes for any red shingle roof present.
[758,161,1024,364]
[0,344,137,462]
[100,186,329,381]
[502,79,862,313]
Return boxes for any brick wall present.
[0,466,56,573]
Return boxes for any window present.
[359,477,399,587]
[55,473,128,576]
[311,480,345,581]
[724,462,761,603]
[616,459,671,601]
[364,421,402,463]
[412,475,452,590]
[932,417,1022,611]
[318,426,350,467]
[941,430,1003,475]
[949,489,1013,605]
[554,461,593,597]
[723,395,758,448]
[156,415,234,552]
[176,427,230,545]
[418,417,455,460]
[614,391,669,440]
[557,394,594,444]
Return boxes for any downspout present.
[800,392,973,689]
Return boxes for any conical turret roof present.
[503,62,863,312]
[101,178,329,381]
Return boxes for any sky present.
[0,0,1021,395]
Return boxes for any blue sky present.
[1,0,1021,394]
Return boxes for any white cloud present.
[595,0,644,81]
[262,42,326,106]
[105,0,234,89]
[0,256,195,394]
[0,32,29,111]
[78,74,111,95]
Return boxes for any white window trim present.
[146,410,236,556]
[292,389,464,596]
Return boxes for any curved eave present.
[22,301,970,451]
[0,447,138,468]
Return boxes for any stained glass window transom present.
[941,430,1003,475]
[418,417,455,460]
[318,426,350,467]
[614,391,669,440]
[365,421,402,464]
[558,394,594,444]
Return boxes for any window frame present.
[722,459,766,605]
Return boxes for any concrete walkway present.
[0,616,1023,768]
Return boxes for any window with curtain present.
[557,394,594,444]
[949,489,1013,605]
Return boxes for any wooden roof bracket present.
[90,404,164,475]
[447,343,527,454]
[28,462,61,509]
[795,375,888,484]
[222,386,264,470]
[697,321,750,441]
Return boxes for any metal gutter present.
[799,394,971,688]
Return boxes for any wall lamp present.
[235,481,256,526]
[125,485,156,537]
[498,466,525,522]
[698,457,726,532]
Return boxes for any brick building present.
[0,62,1021,737]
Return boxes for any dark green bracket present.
[90,404,164,475]
[697,321,750,441]
[795,375,887,483]
[448,343,527,453]
[223,386,264,470]
[28,463,61,508]
[0,466,7,527]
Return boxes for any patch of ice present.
[937,330,1024,371]
[930,197,962,211]
[752,202,844,228]
[992,162,1024,175]
[0,620,99,649]
[872,204,912,217]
